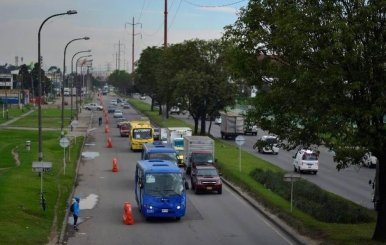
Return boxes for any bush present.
[249,169,375,224]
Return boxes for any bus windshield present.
[133,128,152,139]
[144,173,184,197]
[148,153,178,165]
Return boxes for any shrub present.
[249,169,375,224]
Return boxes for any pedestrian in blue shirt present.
[70,196,80,231]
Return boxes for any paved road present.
[63,95,304,245]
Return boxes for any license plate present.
[206,186,212,190]
[161,209,168,213]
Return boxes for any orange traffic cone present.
[107,137,113,148]
[105,125,110,133]
[112,157,118,172]
[122,202,134,225]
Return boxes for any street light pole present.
[71,49,91,121]
[61,37,90,135]
[37,10,77,161]
[75,55,92,116]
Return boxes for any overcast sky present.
[0,0,247,74]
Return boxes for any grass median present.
[128,98,380,245]
[0,109,83,244]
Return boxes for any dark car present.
[191,165,222,194]
[108,105,116,113]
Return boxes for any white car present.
[361,152,377,168]
[110,99,118,105]
[293,148,319,174]
[170,106,180,114]
[83,103,103,111]
[113,110,123,118]
[253,135,279,154]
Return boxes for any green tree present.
[224,0,386,241]
[107,70,132,94]
[135,46,164,112]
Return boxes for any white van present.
[293,148,319,174]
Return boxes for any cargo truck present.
[184,136,214,175]
[166,127,192,167]
[220,112,244,139]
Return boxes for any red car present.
[119,124,130,137]
[190,165,222,194]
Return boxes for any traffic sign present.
[235,135,246,146]
[59,137,70,148]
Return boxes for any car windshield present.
[133,128,152,139]
[196,169,218,177]
[192,153,213,163]
[144,173,184,197]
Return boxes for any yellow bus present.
[128,119,153,151]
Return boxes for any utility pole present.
[164,0,168,49]
[114,41,124,71]
[125,17,141,74]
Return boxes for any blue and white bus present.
[135,159,187,220]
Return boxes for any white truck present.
[184,136,215,175]
[220,112,244,139]
[166,127,192,167]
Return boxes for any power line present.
[183,0,247,8]
[169,0,182,30]
[138,0,147,22]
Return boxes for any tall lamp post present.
[61,37,90,135]
[37,10,77,161]
[75,55,92,115]
[71,49,91,120]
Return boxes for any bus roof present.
[143,142,176,153]
[136,160,181,173]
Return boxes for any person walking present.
[71,196,80,231]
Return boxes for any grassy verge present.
[128,98,381,245]
[0,124,83,243]
[0,105,33,124]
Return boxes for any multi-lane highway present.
[64,96,301,245]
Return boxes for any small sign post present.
[235,135,246,172]
[59,137,70,175]
[283,173,301,212]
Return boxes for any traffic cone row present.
[122,202,134,225]
[105,124,110,133]
[112,157,119,172]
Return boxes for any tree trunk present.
[200,118,206,135]
[372,156,386,242]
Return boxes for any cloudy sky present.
[0,0,247,74]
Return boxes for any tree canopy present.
[224,0,386,241]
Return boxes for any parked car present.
[110,99,118,105]
[190,165,222,194]
[293,148,319,174]
[113,110,123,118]
[253,135,279,154]
[140,95,146,100]
[83,103,103,111]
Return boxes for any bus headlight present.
[176,205,181,209]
